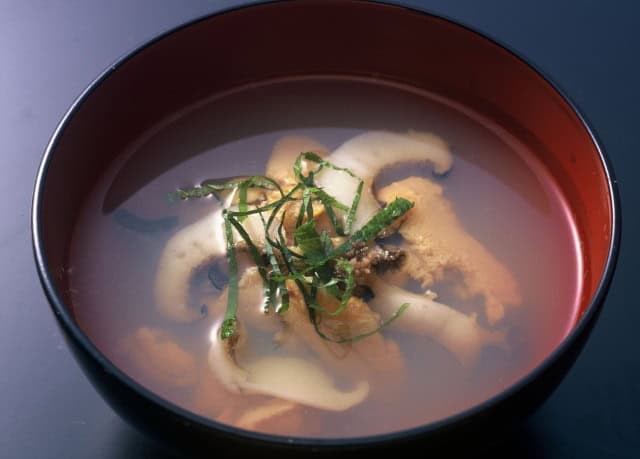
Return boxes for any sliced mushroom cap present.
[315,130,453,232]
[155,208,226,322]
[266,135,329,185]
[154,202,276,323]
[242,356,369,412]
[367,277,506,366]
[208,322,369,411]
[208,321,251,393]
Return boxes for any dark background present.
[1,1,638,457]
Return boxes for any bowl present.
[32,0,619,455]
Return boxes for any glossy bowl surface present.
[32,0,619,454]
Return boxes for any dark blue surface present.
[1,1,638,457]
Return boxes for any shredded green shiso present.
[172,152,412,342]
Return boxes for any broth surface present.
[68,77,581,437]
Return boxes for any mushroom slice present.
[266,135,329,185]
[155,208,226,322]
[207,321,250,393]
[367,278,506,366]
[243,357,369,412]
[154,202,275,322]
[208,323,369,411]
[314,130,453,232]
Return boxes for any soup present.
[68,77,581,438]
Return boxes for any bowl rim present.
[31,0,621,449]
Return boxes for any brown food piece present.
[280,280,406,382]
[120,327,197,389]
[342,241,404,283]
[377,177,522,324]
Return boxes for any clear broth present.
[68,77,581,437]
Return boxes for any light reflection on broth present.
[68,77,581,438]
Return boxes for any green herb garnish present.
[221,213,239,339]
[270,197,414,283]
[171,175,283,202]
[174,152,411,341]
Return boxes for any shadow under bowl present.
[32,0,619,455]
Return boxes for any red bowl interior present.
[39,0,613,323]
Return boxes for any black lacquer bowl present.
[32,0,619,455]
